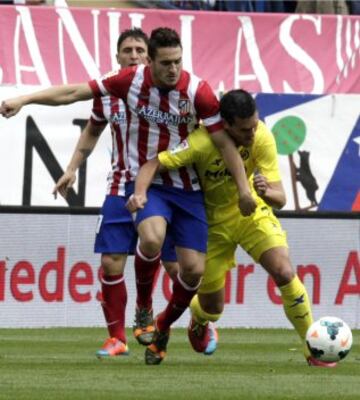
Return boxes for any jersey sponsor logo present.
[169,139,190,154]
[178,99,191,115]
[110,111,127,125]
[136,105,193,126]
[211,158,223,166]
[204,168,231,180]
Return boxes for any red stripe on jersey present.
[92,97,105,119]
[110,170,122,195]
[157,92,173,186]
[88,80,101,96]
[90,97,106,126]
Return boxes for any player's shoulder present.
[188,125,214,149]
[100,65,139,81]
[177,69,201,92]
[255,120,275,145]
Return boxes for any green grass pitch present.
[0,328,359,400]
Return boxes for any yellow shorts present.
[198,205,288,294]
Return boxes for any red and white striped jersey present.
[89,64,223,191]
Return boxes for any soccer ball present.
[306,316,353,363]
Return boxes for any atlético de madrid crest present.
[178,99,191,115]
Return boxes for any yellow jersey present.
[158,122,281,225]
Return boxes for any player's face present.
[149,46,182,88]
[116,37,148,68]
[224,112,259,147]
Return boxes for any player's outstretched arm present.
[126,157,163,213]
[253,174,286,209]
[53,120,106,199]
[0,83,93,118]
[211,129,257,216]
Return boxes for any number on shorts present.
[95,214,104,234]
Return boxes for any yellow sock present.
[279,275,313,356]
[190,295,222,325]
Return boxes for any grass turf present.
[0,328,359,400]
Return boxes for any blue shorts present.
[126,183,208,254]
[162,235,177,262]
[94,195,137,254]
[94,195,177,261]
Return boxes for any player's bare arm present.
[210,129,257,216]
[126,157,166,213]
[253,174,286,209]
[0,83,93,118]
[53,120,106,199]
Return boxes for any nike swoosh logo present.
[106,320,120,327]
[341,336,350,347]
[294,312,309,319]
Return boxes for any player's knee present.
[162,261,179,280]
[180,262,204,285]
[101,254,126,275]
[272,265,295,287]
[180,269,203,287]
[180,257,205,276]
[139,236,163,256]
[202,300,224,316]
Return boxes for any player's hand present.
[126,193,147,213]
[253,174,269,198]
[53,171,76,199]
[0,98,24,118]
[238,192,257,216]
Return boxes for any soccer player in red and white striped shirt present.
[0,27,257,365]
[52,29,178,358]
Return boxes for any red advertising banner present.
[0,5,359,93]
[0,212,359,328]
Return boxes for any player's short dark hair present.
[220,89,257,125]
[117,28,149,52]
[148,27,182,60]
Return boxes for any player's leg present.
[156,247,205,330]
[132,217,165,345]
[162,261,179,280]
[97,253,129,357]
[145,188,208,365]
[131,188,168,344]
[145,247,206,365]
[259,247,334,367]
[126,184,172,349]
[188,290,222,355]
[243,206,315,364]
[133,230,178,345]
[94,195,136,357]
[188,224,235,355]
[259,246,313,340]
[258,246,318,364]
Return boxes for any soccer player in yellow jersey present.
[127,89,336,367]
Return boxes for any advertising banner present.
[0,212,359,329]
[0,6,359,93]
